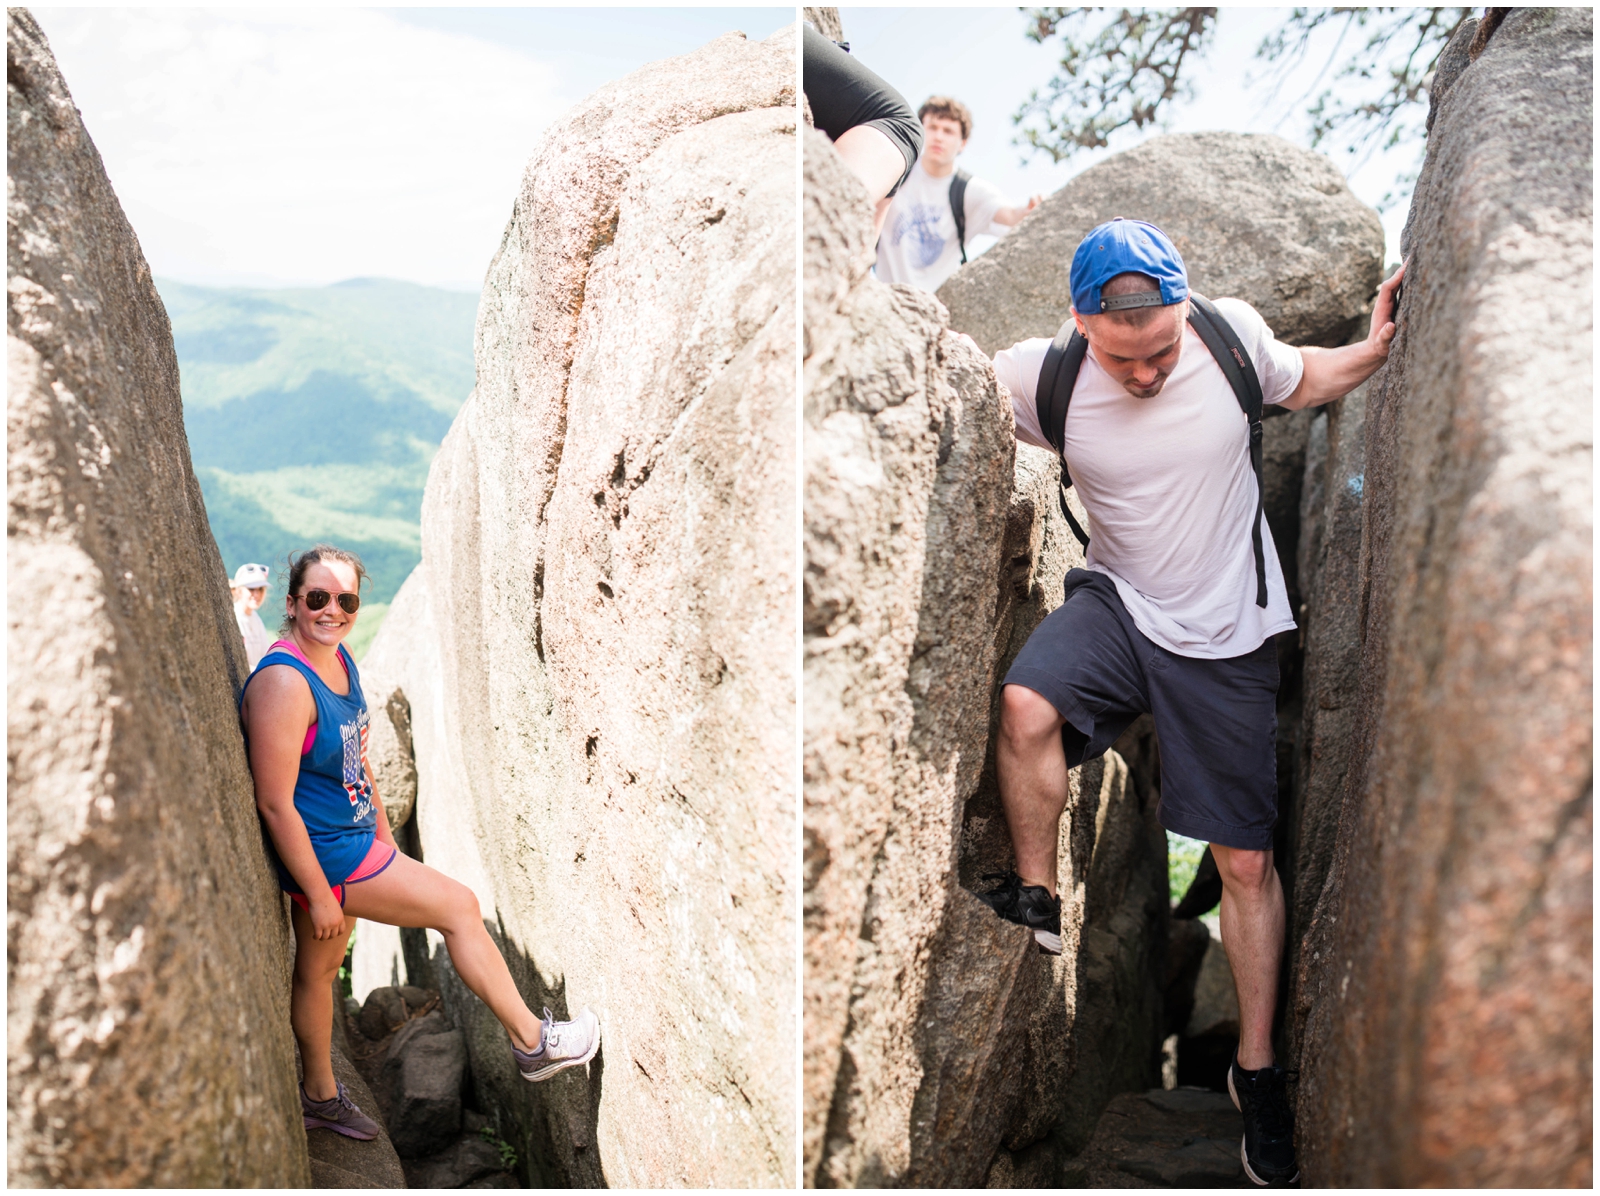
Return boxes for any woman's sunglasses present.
[296,589,361,615]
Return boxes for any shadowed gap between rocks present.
[343,815,607,1189]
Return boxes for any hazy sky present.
[32,7,793,290]
[32,6,1412,292]
[838,7,1412,266]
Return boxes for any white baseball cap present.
[232,563,270,589]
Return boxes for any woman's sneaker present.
[301,1081,380,1140]
[1227,1054,1300,1186]
[513,1007,601,1081]
[975,871,1062,954]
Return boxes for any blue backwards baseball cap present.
[1070,218,1188,315]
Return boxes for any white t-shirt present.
[993,298,1305,659]
[235,602,272,671]
[875,159,1010,291]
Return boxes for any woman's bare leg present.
[343,852,542,1052]
[291,902,356,1102]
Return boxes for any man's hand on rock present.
[1368,259,1407,357]
[1281,259,1409,411]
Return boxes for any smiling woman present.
[238,545,600,1141]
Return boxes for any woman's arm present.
[243,666,345,940]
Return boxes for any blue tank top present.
[242,640,376,888]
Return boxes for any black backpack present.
[1033,293,1270,608]
[948,168,972,264]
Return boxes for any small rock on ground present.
[1073,1088,1252,1188]
[309,1157,394,1189]
[402,1135,512,1188]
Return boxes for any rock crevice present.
[806,104,1418,1186]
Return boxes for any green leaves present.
[1014,5,1476,200]
[1168,831,1207,907]
[477,1125,519,1171]
[1258,7,1474,162]
[1015,7,1219,163]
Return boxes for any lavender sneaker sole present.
[300,1080,380,1140]
[303,1113,377,1141]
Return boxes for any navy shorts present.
[1004,570,1280,851]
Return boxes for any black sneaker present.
[975,871,1062,954]
[1228,1054,1299,1186]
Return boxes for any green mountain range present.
[160,277,479,657]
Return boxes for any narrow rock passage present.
[298,982,530,1188]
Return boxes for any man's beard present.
[1123,375,1169,399]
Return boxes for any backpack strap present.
[1185,294,1268,608]
[1033,317,1091,547]
[949,168,971,265]
[1030,293,1271,608]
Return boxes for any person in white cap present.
[230,563,273,670]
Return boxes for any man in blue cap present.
[976,217,1403,1187]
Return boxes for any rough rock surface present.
[802,6,844,41]
[1184,932,1239,1040]
[6,10,307,1186]
[972,747,1166,1186]
[1281,388,1368,1036]
[803,121,1030,1188]
[1292,10,1592,1186]
[353,28,796,1188]
[378,1012,466,1157]
[365,684,417,829]
[404,1135,515,1190]
[937,132,1384,354]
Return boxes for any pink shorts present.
[288,839,398,913]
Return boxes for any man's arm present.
[992,195,1042,228]
[1279,261,1405,411]
[985,336,1056,452]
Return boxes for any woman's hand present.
[308,892,346,941]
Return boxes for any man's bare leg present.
[996,684,1070,896]
[1210,844,1285,1070]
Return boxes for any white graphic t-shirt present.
[993,298,1305,660]
[875,159,1009,292]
